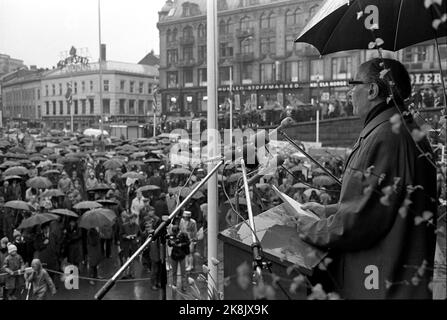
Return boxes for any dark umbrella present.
[79,208,115,229]
[295,0,447,55]
[104,159,123,170]
[41,169,61,176]
[9,146,26,154]
[18,213,59,229]
[144,158,161,163]
[4,166,29,176]
[313,175,337,186]
[88,183,111,192]
[4,200,34,211]
[0,161,20,169]
[49,209,79,218]
[3,175,22,181]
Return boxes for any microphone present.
[238,154,285,190]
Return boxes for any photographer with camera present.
[167,224,189,292]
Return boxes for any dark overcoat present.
[300,106,437,299]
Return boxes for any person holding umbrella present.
[119,213,141,279]
[64,219,83,268]
[87,228,103,285]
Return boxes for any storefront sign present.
[410,72,444,85]
[309,80,348,88]
[218,82,302,92]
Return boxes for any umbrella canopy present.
[30,155,46,162]
[137,185,161,192]
[292,182,308,189]
[9,146,26,154]
[3,175,22,181]
[313,175,337,186]
[49,209,79,218]
[40,147,55,155]
[40,189,65,198]
[0,161,20,169]
[18,213,59,229]
[4,200,34,211]
[295,0,447,55]
[88,183,111,192]
[96,199,119,206]
[312,167,327,175]
[83,128,109,137]
[127,160,145,167]
[168,168,191,175]
[26,176,53,189]
[73,201,103,210]
[121,171,145,180]
[104,159,123,170]
[130,151,147,159]
[4,152,27,159]
[3,166,29,176]
[79,208,115,229]
[144,158,161,163]
[41,169,61,176]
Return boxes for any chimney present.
[100,44,107,61]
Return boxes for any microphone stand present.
[240,159,265,288]
[277,129,342,186]
[94,160,224,300]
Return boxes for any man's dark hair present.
[359,58,411,106]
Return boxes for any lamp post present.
[98,0,104,150]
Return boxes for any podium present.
[218,204,327,300]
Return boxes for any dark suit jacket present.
[300,106,437,299]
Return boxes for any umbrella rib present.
[321,0,357,54]
[393,0,404,51]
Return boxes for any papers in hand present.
[272,185,320,221]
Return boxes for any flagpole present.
[98,0,104,149]
[206,0,219,299]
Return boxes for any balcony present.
[236,27,254,39]
[235,52,255,62]
[179,36,195,46]
[178,58,196,67]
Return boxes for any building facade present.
[1,68,43,128]
[40,60,159,131]
[157,0,446,127]
[0,53,25,76]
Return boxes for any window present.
[268,12,276,28]
[172,28,178,41]
[119,99,126,114]
[81,81,85,92]
[285,61,303,82]
[219,66,232,85]
[332,57,352,80]
[130,81,134,93]
[59,83,62,95]
[103,99,110,114]
[52,84,56,96]
[167,49,178,64]
[45,85,49,96]
[90,81,93,91]
[67,102,71,115]
[241,38,254,54]
[104,80,109,92]
[260,13,268,29]
[286,35,295,52]
[81,99,86,114]
[59,101,63,114]
[52,101,56,115]
[74,82,77,94]
[182,46,193,61]
[138,100,145,115]
[219,20,227,34]
[184,68,194,87]
[219,43,233,57]
[167,72,178,88]
[260,37,275,54]
[139,82,144,93]
[89,99,94,114]
[403,45,432,63]
[286,10,294,26]
[199,68,207,86]
[261,63,275,83]
[242,64,253,83]
[183,26,193,39]
[183,4,191,17]
[37,89,40,99]
[74,100,78,114]
[198,24,206,38]
[167,29,172,43]
[240,16,252,30]
[310,59,324,81]
[129,99,135,114]
[45,102,49,115]
[198,45,207,62]
[148,84,152,94]
[120,80,125,90]
[294,8,303,27]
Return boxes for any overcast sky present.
[0,0,166,68]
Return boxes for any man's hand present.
[301,202,326,218]
[278,117,295,130]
